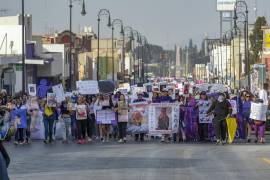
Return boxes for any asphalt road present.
[5,141,270,180]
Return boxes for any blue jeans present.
[0,152,9,180]
[44,116,55,141]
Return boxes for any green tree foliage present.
[249,16,267,64]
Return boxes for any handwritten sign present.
[76,80,99,95]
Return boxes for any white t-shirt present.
[259,89,269,106]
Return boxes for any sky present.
[1,0,270,49]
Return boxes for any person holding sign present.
[76,96,88,144]
[60,98,72,143]
[132,93,147,142]
[195,91,211,142]
[115,94,129,143]
[99,95,114,143]
[242,92,252,142]
[252,83,269,143]
[43,103,57,144]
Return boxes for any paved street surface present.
[6,141,270,180]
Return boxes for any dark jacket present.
[206,100,232,121]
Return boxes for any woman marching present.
[206,93,232,145]
[115,94,129,143]
[242,92,252,142]
[76,96,88,144]
[196,91,211,142]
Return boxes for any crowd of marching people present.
[0,82,269,147]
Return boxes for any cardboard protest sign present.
[76,80,99,95]
[127,102,149,134]
[148,103,179,135]
[11,109,27,129]
[52,84,65,103]
[198,100,213,123]
[76,105,87,120]
[96,110,116,125]
[250,102,268,121]
[28,84,37,97]
[47,93,57,107]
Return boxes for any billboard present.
[0,25,23,55]
[264,33,270,49]
[217,0,236,11]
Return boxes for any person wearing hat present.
[206,93,232,144]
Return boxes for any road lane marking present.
[262,158,270,165]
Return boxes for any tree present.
[249,16,267,64]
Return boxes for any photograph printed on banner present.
[148,103,179,135]
[76,105,87,120]
[197,100,213,123]
[47,93,57,107]
[127,102,149,134]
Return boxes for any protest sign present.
[52,84,65,103]
[28,84,37,97]
[76,105,87,120]
[198,100,213,123]
[127,102,149,134]
[11,109,27,129]
[26,97,39,110]
[229,100,237,115]
[30,110,45,140]
[96,110,116,125]
[250,102,268,121]
[148,103,179,135]
[47,93,57,107]
[117,101,129,123]
[76,80,99,95]
[67,102,77,111]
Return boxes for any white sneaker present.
[88,137,92,142]
[123,137,127,142]
[102,139,106,143]
[118,139,123,143]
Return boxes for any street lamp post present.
[234,0,249,90]
[223,30,234,86]
[111,19,124,83]
[22,0,25,93]
[68,0,86,90]
[97,9,111,81]
[234,27,242,89]
[132,30,141,84]
[123,26,134,84]
[141,35,148,83]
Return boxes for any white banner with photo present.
[198,100,213,124]
[127,102,149,134]
[52,84,65,103]
[47,93,57,107]
[148,103,179,135]
[76,80,99,95]
[250,102,268,121]
[28,84,37,97]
